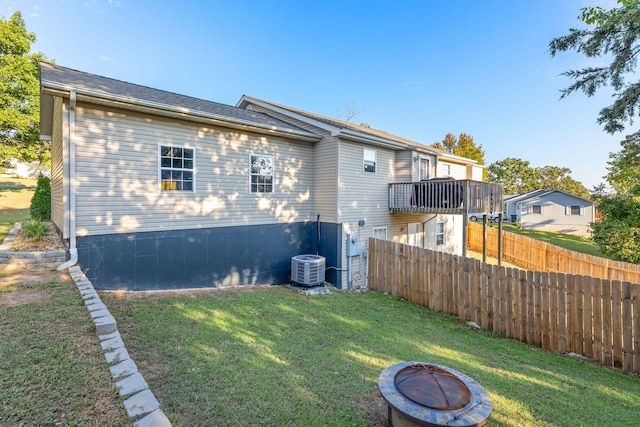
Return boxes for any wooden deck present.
[388,179,503,215]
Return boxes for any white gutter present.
[57,90,78,270]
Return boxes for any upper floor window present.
[436,222,445,245]
[160,145,194,192]
[251,155,274,193]
[363,148,376,173]
[418,157,430,180]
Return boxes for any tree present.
[335,102,363,122]
[606,131,640,195]
[433,133,486,164]
[590,193,640,263]
[536,165,590,198]
[590,182,609,198]
[0,11,48,170]
[433,133,487,178]
[487,157,538,194]
[549,0,640,135]
[487,158,589,197]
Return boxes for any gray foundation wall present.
[77,222,342,290]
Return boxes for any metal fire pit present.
[378,362,492,427]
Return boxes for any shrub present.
[22,219,50,241]
[29,174,51,221]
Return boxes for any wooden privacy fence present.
[467,222,640,285]
[368,238,640,376]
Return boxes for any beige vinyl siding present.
[438,161,467,179]
[73,104,315,236]
[337,140,395,286]
[314,136,339,222]
[394,150,412,182]
[50,97,67,237]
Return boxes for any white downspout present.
[57,90,78,270]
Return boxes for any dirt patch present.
[0,270,68,307]
[0,288,50,307]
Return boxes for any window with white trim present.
[363,148,376,173]
[568,205,582,215]
[250,155,274,193]
[532,205,542,214]
[160,145,194,192]
[373,227,387,240]
[418,157,430,180]
[436,221,445,246]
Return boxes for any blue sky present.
[4,0,635,189]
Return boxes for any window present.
[436,222,445,246]
[418,157,430,180]
[532,205,542,214]
[251,155,274,193]
[442,164,451,176]
[373,227,387,240]
[569,205,581,215]
[363,148,376,173]
[160,145,194,192]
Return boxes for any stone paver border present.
[67,266,172,426]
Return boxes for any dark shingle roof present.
[40,63,312,134]
[241,96,448,153]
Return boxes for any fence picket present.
[612,280,623,367]
[558,274,567,353]
[592,277,604,365]
[541,272,550,350]
[623,282,633,373]
[632,283,640,374]
[549,272,558,352]
[583,276,593,359]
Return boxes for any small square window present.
[363,148,376,173]
[159,145,195,192]
[373,227,387,240]
[570,205,581,215]
[532,205,542,214]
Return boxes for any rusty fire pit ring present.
[378,362,492,427]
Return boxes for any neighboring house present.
[40,63,499,291]
[504,190,595,236]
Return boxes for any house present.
[40,63,500,290]
[504,190,595,236]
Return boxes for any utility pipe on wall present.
[57,90,78,270]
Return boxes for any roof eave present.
[41,83,322,143]
[337,129,407,150]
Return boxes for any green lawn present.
[0,177,35,241]
[103,287,640,426]
[492,223,604,257]
[0,269,130,426]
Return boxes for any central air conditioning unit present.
[291,254,326,286]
